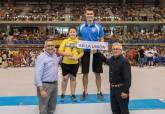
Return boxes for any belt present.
[111,83,123,88]
[42,81,57,84]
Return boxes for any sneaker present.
[97,92,104,101]
[60,94,65,102]
[71,95,77,102]
[80,91,88,101]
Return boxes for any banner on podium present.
[77,40,108,50]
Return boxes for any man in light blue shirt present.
[78,7,104,101]
[34,39,61,114]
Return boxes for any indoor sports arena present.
[0,0,165,114]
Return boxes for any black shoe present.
[71,95,77,102]
[80,91,88,101]
[60,94,65,102]
[97,92,104,101]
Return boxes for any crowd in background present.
[0,5,165,21]
[0,29,165,45]
[0,49,41,67]
[0,3,165,68]
[0,47,165,68]
[103,46,165,66]
[104,31,165,44]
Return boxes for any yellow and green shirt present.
[59,37,83,64]
[0,56,2,64]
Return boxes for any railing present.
[0,21,165,25]
[1,42,165,49]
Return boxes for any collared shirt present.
[102,55,131,93]
[34,51,61,87]
[78,21,104,52]
[58,37,83,64]
[78,21,104,41]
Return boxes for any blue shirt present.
[34,51,61,87]
[78,21,104,41]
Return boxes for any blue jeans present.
[139,57,145,67]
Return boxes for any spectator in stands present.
[145,48,154,67]
[160,51,165,65]
[0,52,3,66]
[138,46,145,67]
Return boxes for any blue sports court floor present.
[0,66,165,114]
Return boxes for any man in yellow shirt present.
[58,26,84,102]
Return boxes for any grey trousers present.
[37,82,58,114]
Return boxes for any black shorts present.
[61,63,79,77]
[81,52,103,74]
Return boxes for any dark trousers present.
[110,87,129,114]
